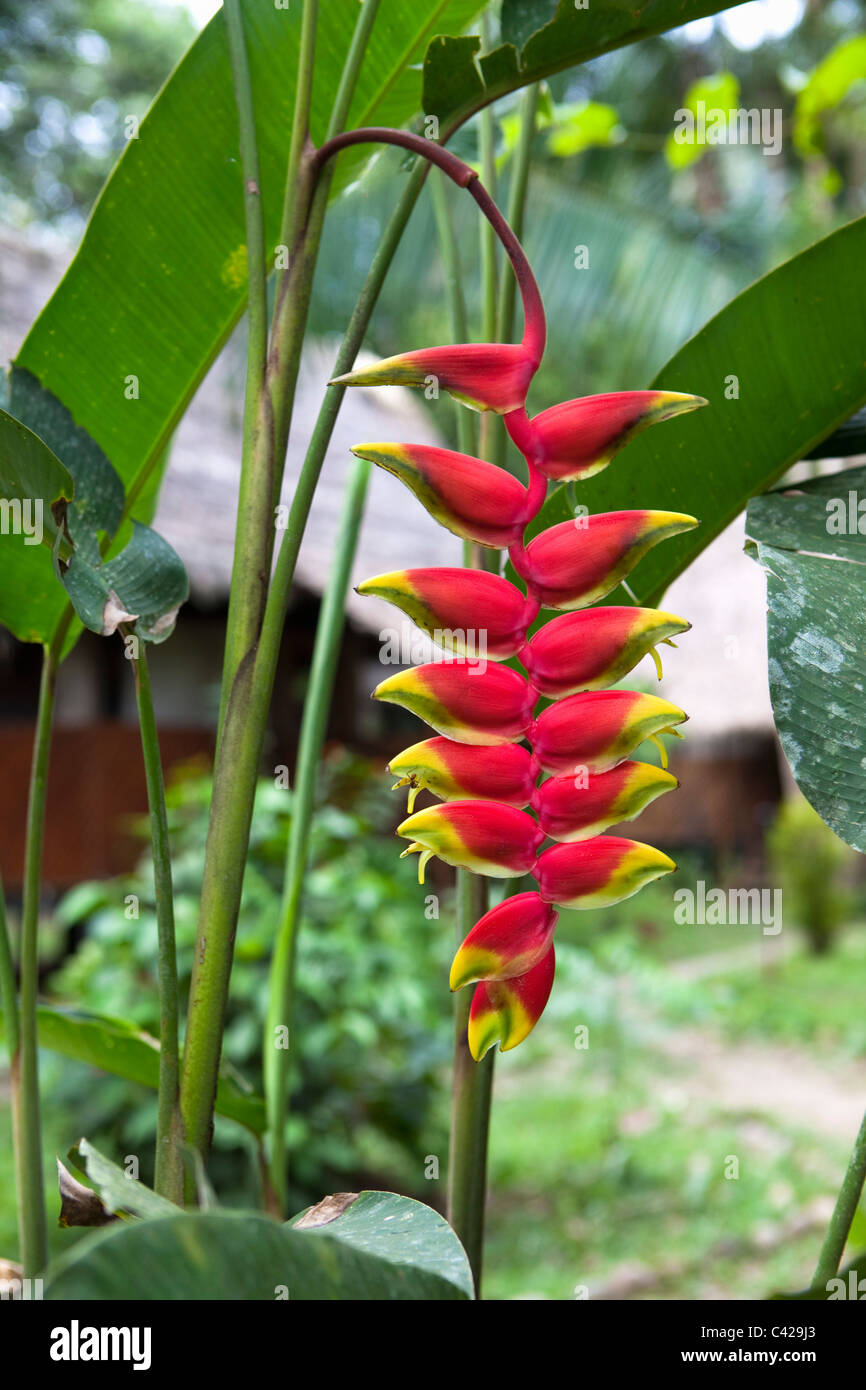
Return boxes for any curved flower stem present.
[313,128,546,364]
[264,455,371,1211]
[128,638,183,1204]
[812,1105,866,1289]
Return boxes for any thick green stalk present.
[264,456,371,1210]
[180,156,424,1170]
[279,0,318,250]
[492,84,539,475]
[219,0,274,733]
[15,642,59,1275]
[447,86,541,1291]
[0,873,19,1064]
[479,14,498,347]
[448,871,494,1293]
[130,640,183,1204]
[812,1106,866,1289]
[0,871,23,1259]
[430,170,477,462]
[267,0,382,492]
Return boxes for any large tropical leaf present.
[518,216,866,607]
[0,1005,265,1134]
[44,1192,474,1300]
[13,0,484,548]
[425,0,750,131]
[15,0,747,628]
[746,467,866,853]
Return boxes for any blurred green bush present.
[46,752,452,1208]
[766,793,859,955]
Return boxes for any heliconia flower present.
[529,689,687,776]
[332,342,538,414]
[450,891,557,990]
[468,946,555,1061]
[373,660,537,745]
[535,836,676,909]
[530,391,706,482]
[531,761,678,842]
[397,801,545,882]
[520,606,690,697]
[357,568,539,661]
[349,442,533,550]
[509,510,698,611]
[388,737,535,812]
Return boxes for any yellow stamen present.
[648,733,668,768]
[648,645,664,681]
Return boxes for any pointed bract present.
[521,607,690,697]
[397,801,545,880]
[388,737,535,811]
[374,660,537,745]
[332,342,537,414]
[532,761,678,841]
[351,442,532,550]
[529,689,688,775]
[468,946,556,1060]
[531,391,706,482]
[450,891,557,990]
[358,568,538,661]
[511,510,698,611]
[535,836,676,909]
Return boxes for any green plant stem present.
[279,0,318,250]
[264,455,371,1211]
[812,1105,866,1289]
[219,0,274,735]
[448,85,540,1291]
[479,49,498,343]
[129,639,183,1205]
[448,871,494,1294]
[0,873,19,1064]
[493,84,539,475]
[267,0,382,502]
[180,119,414,1175]
[15,639,61,1276]
[430,170,477,464]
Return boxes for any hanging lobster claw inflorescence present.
[345,166,702,1061]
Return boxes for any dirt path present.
[656,1025,866,1143]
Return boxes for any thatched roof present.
[2,229,776,741]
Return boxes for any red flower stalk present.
[450,891,557,990]
[397,801,545,881]
[388,738,535,812]
[333,343,539,415]
[346,155,696,1058]
[358,567,539,661]
[468,946,556,1061]
[509,509,698,610]
[535,837,676,909]
[520,606,690,697]
[350,442,534,550]
[529,690,688,776]
[531,761,678,842]
[373,660,537,745]
[529,390,706,482]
